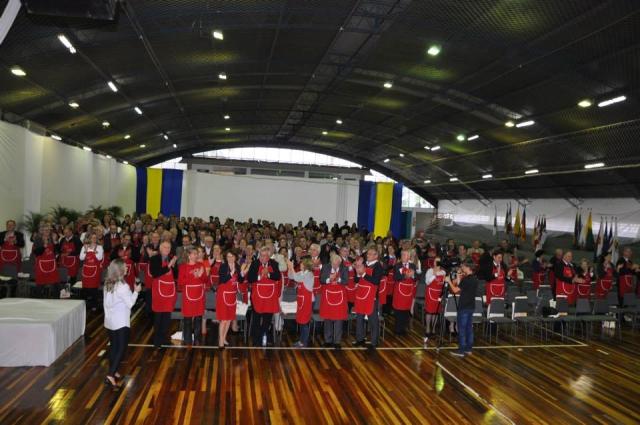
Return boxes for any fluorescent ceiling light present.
[505,121,515,127]
[456,134,465,141]
[336,119,343,125]
[597,95,626,107]
[577,99,592,108]
[482,174,493,179]
[107,81,118,92]
[218,72,227,80]
[57,34,76,54]
[427,45,441,56]
[106,155,112,159]
[173,144,177,148]
[102,121,110,127]
[584,162,605,169]
[383,158,390,163]
[124,134,131,140]
[322,131,328,135]
[82,146,92,152]
[68,101,79,108]
[225,127,231,131]
[51,134,62,141]
[11,67,26,77]
[430,145,441,151]
[134,106,143,115]
[223,114,230,120]
[423,180,431,184]
[399,153,405,157]
[213,30,224,40]
[515,120,535,128]
[163,134,169,140]
[139,144,146,148]
[383,81,393,89]
[123,161,129,165]
[525,169,539,175]
[424,146,431,150]
[467,134,479,141]
[449,177,458,182]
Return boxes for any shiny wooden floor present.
[0,303,639,425]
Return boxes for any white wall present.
[181,170,359,225]
[439,198,640,240]
[0,119,136,226]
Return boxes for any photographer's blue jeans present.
[457,309,474,353]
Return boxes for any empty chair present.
[486,297,513,344]
[541,295,569,341]
[537,285,552,300]
[444,295,459,342]
[472,297,484,325]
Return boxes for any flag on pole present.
[579,210,587,248]
[539,215,548,249]
[602,219,611,254]
[492,205,497,236]
[573,209,581,248]
[505,203,512,234]
[533,216,539,248]
[514,205,521,237]
[585,210,595,251]
[595,216,604,260]
[611,217,619,264]
[520,207,527,241]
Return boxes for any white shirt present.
[103,281,138,330]
[425,268,446,285]
[80,245,104,261]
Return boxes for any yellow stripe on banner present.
[373,182,393,238]
[146,168,163,218]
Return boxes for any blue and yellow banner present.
[357,181,403,238]
[136,168,183,217]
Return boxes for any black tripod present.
[436,275,459,353]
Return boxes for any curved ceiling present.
[1,0,640,206]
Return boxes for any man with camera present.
[447,258,479,357]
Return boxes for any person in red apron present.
[353,247,384,349]
[309,244,323,296]
[339,246,356,310]
[32,227,60,297]
[217,250,246,348]
[112,234,139,290]
[103,224,121,269]
[392,250,418,336]
[423,246,437,271]
[149,242,178,349]
[57,226,82,284]
[319,255,349,348]
[423,257,447,347]
[548,249,564,296]
[508,254,520,286]
[469,240,484,267]
[287,257,315,347]
[595,253,615,299]
[0,219,25,274]
[531,250,546,289]
[209,245,223,287]
[247,247,282,346]
[577,259,593,299]
[277,247,290,287]
[616,248,638,301]
[485,251,506,305]
[141,233,161,316]
[554,251,580,305]
[381,246,397,312]
[178,248,207,346]
[80,233,104,309]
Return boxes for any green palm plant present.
[50,205,82,224]
[21,211,44,235]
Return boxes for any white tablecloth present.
[0,298,86,367]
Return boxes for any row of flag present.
[574,209,620,262]
[492,203,547,249]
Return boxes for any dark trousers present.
[251,312,273,345]
[84,287,101,309]
[324,320,343,344]
[34,283,61,298]
[394,309,410,335]
[183,316,202,345]
[299,323,310,346]
[143,289,153,316]
[108,327,130,376]
[153,312,171,347]
[356,300,380,346]
[457,309,474,353]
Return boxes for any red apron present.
[35,243,59,285]
[471,252,481,266]
[179,263,206,317]
[82,251,102,289]
[151,260,176,313]
[312,259,321,295]
[0,236,21,271]
[426,275,445,314]
[423,257,435,271]
[217,271,239,320]
[59,239,79,278]
[344,260,356,303]
[619,274,634,298]
[392,267,416,311]
[319,283,347,321]
[577,274,591,299]
[380,258,396,306]
[532,271,545,289]
[596,278,613,299]
[556,264,577,305]
[118,248,136,290]
[296,277,313,324]
[251,264,280,313]
[138,261,154,287]
[210,260,222,287]
[353,267,377,315]
[486,266,505,305]
[508,257,519,282]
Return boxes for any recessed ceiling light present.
[336,119,343,125]
[51,134,62,141]
[57,34,76,54]
[424,146,431,150]
[102,121,110,128]
[467,134,479,141]
[505,121,515,127]
[525,169,539,175]
[597,95,626,107]
[68,101,79,108]
[134,106,143,115]
[124,134,131,140]
[449,177,458,182]
[173,144,177,148]
[223,114,230,120]
[123,160,129,165]
[107,81,118,92]
[106,155,112,159]
[456,134,466,141]
[225,127,231,131]
[322,131,328,135]
[82,146,92,152]
[10,67,26,77]
[423,179,431,184]
[213,30,224,40]
[218,72,227,80]
[383,158,390,163]
[139,144,146,148]
[577,99,592,108]
[399,153,405,157]
[482,174,493,179]
[163,134,169,140]
[383,81,393,89]
[427,45,441,56]
[515,120,535,128]
[430,145,441,151]
[584,162,605,169]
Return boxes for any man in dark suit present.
[320,254,349,347]
[0,220,26,249]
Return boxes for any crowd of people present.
[0,212,639,384]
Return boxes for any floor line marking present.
[126,343,588,351]
[436,361,516,425]
[596,349,609,355]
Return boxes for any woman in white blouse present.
[103,259,140,388]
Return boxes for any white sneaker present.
[262,335,267,347]
[423,337,429,348]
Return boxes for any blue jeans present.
[299,323,310,346]
[457,309,474,353]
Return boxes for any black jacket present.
[149,254,178,279]
[219,262,244,284]
[247,258,281,284]
[354,261,384,286]
[0,231,25,248]
[320,263,348,285]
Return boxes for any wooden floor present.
[0,303,639,425]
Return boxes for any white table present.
[0,298,86,367]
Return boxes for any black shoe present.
[333,343,341,350]
[323,342,333,348]
[353,340,366,347]
[367,343,377,351]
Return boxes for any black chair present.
[486,297,514,344]
[0,264,18,297]
[540,295,569,341]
